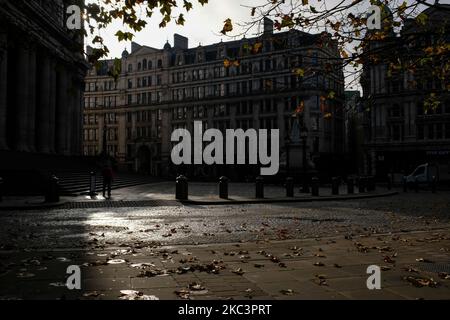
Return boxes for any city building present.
[0,0,87,156]
[83,21,345,180]
[0,0,88,194]
[361,4,450,179]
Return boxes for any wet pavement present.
[0,191,449,300]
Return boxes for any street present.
[0,191,449,300]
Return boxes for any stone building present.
[83,23,345,179]
[0,0,87,156]
[361,4,450,178]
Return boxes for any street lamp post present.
[301,127,309,193]
[285,136,291,177]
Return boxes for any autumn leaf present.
[221,18,233,35]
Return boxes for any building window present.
[143,59,147,70]
[157,59,163,68]
[128,64,133,73]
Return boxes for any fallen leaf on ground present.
[416,258,433,263]
[232,268,245,275]
[438,272,450,280]
[119,290,159,300]
[107,259,126,265]
[314,262,325,267]
[83,291,102,298]
[280,289,294,296]
[404,276,439,288]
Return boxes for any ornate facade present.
[83,23,345,179]
[361,5,450,178]
[0,0,87,156]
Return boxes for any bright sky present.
[85,0,433,90]
[89,0,268,57]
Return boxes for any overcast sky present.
[88,0,269,57]
[85,0,432,90]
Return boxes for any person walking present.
[102,164,114,199]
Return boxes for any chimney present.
[264,17,274,34]
[174,34,189,50]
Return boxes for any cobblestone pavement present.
[0,192,449,300]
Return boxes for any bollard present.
[332,177,339,195]
[46,175,60,203]
[286,177,294,198]
[219,176,229,199]
[176,175,188,200]
[0,177,3,202]
[89,171,97,197]
[403,176,408,193]
[311,177,319,197]
[431,176,437,194]
[347,177,354,194]
[256,176,264,199]
[358,177,366,193]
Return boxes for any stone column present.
[66,75,74,155]
[27,44,37,152]
[37,53,51,153]
[56,65,68,154]
[48,59,57,153]
[73,83,83,155]
[0,32,8,150]
[15,41,30,152]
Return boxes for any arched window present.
[157,59,163,68]
[143,59,147,70]
[138,62,142,71]
[128,64,133,73]
[148,60,153,69]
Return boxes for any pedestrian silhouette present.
[102,164,114,199]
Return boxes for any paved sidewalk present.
[0,182,399,210]
[1,229,449,300]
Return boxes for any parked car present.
[405,163,450,186]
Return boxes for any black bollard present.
[332,177,339,195]
[219,176,229,199]
[46,175,60,203]
[0,177,3,202]
[358,177,366,193]
[286,177,294,198]
[347,177,354,194]
[256,176,264,199]
[311,177,319,196]
[89,171,97,197]
[176,175,188,200]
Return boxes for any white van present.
[405,163,450,185]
